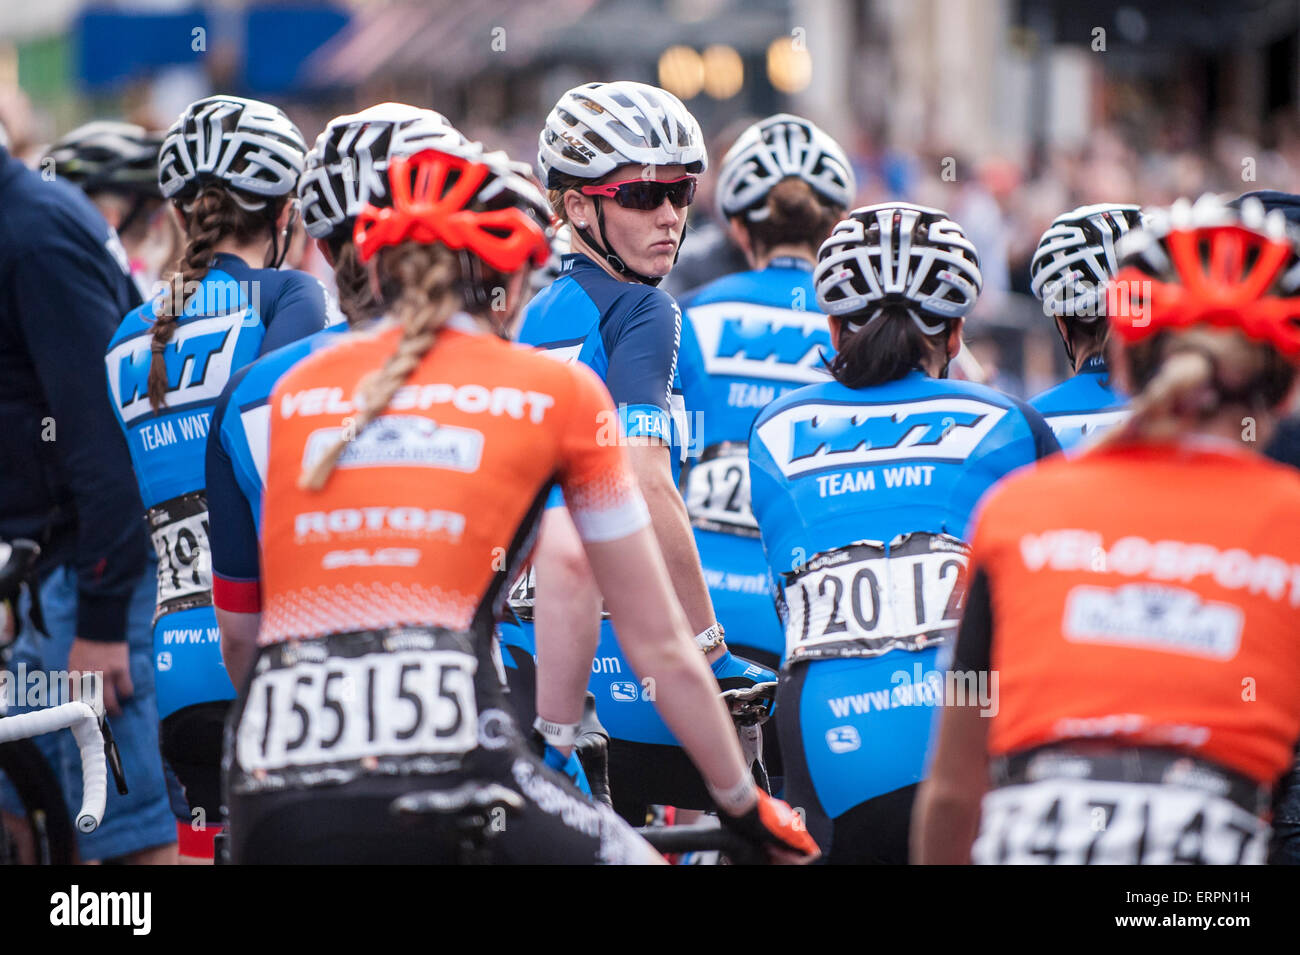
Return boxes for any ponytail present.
[149,186,283,411]
[1096,329,1296,448]
[740,178,841,259]
[299,241,459,490]
[828,305,952,388]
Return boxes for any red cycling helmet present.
[353,145,552,273]
[1106,194,1300,360]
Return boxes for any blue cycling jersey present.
[749,369,1060,666]
[518,253,689,482]
[105,254,332,717]
[207,322,351,607]
[675,258,831,662]
[1029,354,1128,451]
[508,252,692,744]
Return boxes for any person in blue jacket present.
[0,139,176,863]
[103,95,325,859]
[1028,203,1144,449]
[676,114,855,673]
[749,202,1060,863]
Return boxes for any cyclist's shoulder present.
[232,324,348,403]
[751,377,844,430]
[110,297,159,345]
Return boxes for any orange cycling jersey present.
[962,439,1300,786]
[257,314,649,645]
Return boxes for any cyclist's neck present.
[210,238,274,271]
[752,245,815,271]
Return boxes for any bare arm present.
[532,507,602,750]
[582,525,751,796]
[625,441,725,659]
[911,698,990,864]
[217,608,261,690]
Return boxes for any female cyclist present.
[104,94,325,860]
[916,194,1300,865]
[220,142,817,864]
[1028,203,1144,449]
[207,104,467,636]
[677,113,855,673]
[503,80,776,824]
[749,201,1060,864]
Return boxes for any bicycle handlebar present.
[0,701,106,832]
[634,823,765,864]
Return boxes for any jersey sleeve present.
[207,380,263,613]
[557,362,650,543]
[1011,396,1063,460]
[258,272,329,355]
[601,290,681,443]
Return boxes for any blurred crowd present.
[6,80,1299,399]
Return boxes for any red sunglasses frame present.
[579,175,698,210]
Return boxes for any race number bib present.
[973,778,1268,865]
[148,490,212,620]
[236,645,479,776]
[683,442,758,537]
[505,565,610,622]
[506,566,536,620]
[782,532,969,663]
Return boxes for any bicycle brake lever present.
[99,716,129,795]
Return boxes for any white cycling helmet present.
[716,114,855,222]
[158,95,307,211]
[815,202,983,334]
[537,80,707,188]
[1030,202,1144,321]
[298,103,469,243]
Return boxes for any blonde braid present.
[1095,329,1270,449]
[299,242,460,490]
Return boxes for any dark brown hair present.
[828,305,952,388]
[147,187,282,411]
[326,236,381,327]
[739,178,841,259]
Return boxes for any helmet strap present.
[575,198,664,287]
[267,203,297,270]
[117,195,151,237]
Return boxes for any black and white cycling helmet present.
[814,202,983,334]
[298,103,469,243]
[158,95,307,211]
[1030,202,1144,321]
[537,80,707,188]
[44,121,164,199]
[716,114,855,222]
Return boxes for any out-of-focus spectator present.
[0,139,177,863]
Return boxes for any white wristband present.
[695,623,725,653]
[708,773,758,815]
[533,716,580,749]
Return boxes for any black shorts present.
[160,699,230,822]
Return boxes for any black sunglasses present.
[580,175,697,211]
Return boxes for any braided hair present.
[147,187,285,411]
[299,241,460,489]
